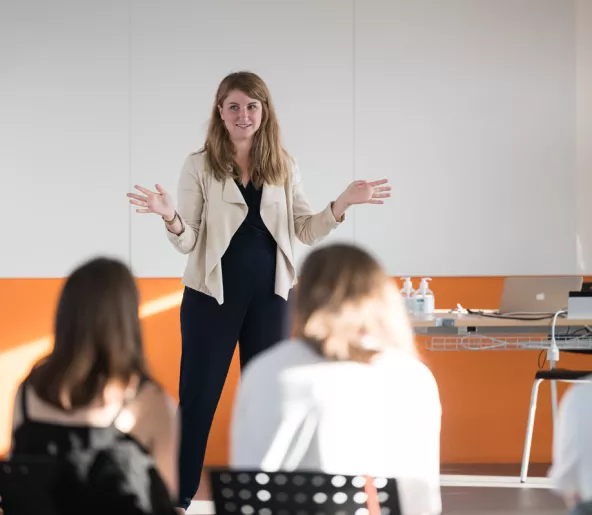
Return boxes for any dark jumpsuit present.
[177,180,292,509]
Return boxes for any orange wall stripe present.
[1,276,591,464]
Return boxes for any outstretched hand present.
[127,184,176,219]
[342,178,391,205]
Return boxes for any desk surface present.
[410,310,592,328]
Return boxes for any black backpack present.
[1,427,177,515]
[2,378,178,515]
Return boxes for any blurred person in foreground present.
[230,243,442,515]
[7,257,178,515]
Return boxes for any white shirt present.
[230,339,442,515]
[549,378,592,502]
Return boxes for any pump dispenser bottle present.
[400,277,415,313]
[414,278,435,314]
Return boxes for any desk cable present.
[465,309,566,322]
[448,307,590,354]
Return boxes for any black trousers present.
[177,229,292,509]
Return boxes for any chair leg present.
[520,379,543,483]
[550,379,558,439]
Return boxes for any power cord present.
[547,309,567,363]
[466,309,567,321]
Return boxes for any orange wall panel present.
[1,276,591,465]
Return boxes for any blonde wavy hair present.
[201,71,289,188]
[294,244,417,363]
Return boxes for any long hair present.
[294,244,417,363]
[202,71,289,188]
[28,257,147,410]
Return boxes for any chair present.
[0,457,60,515]
[520,367,592,483]
[209,468,402,515]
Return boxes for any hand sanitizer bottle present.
[400,277,415,313]
[414,278,435,315]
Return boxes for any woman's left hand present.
[331,178,391,221]
[342,178,391,206]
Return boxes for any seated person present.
[230,243,442,515]
[8,257,179,515]
[549,379,592,512]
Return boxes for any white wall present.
[0,0,130,277]
[0,0,589,278]
[576,0,592,274]
[355,0,576,276]
[129,0,355,278]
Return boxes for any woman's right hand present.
[127,184,176,220]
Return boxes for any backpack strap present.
[19,377,30,423]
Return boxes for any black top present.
[7,376,176,515]
[236,180,273,237]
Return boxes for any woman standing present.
[127,71,390,512]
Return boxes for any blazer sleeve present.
[291,159,343,246]
[165,154,204,255]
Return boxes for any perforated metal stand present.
[209,469,402,515]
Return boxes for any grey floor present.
[441,463,565,515]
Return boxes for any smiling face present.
[204,71,288,186]
[218,89,263,144]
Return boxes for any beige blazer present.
[165,152,343,305]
